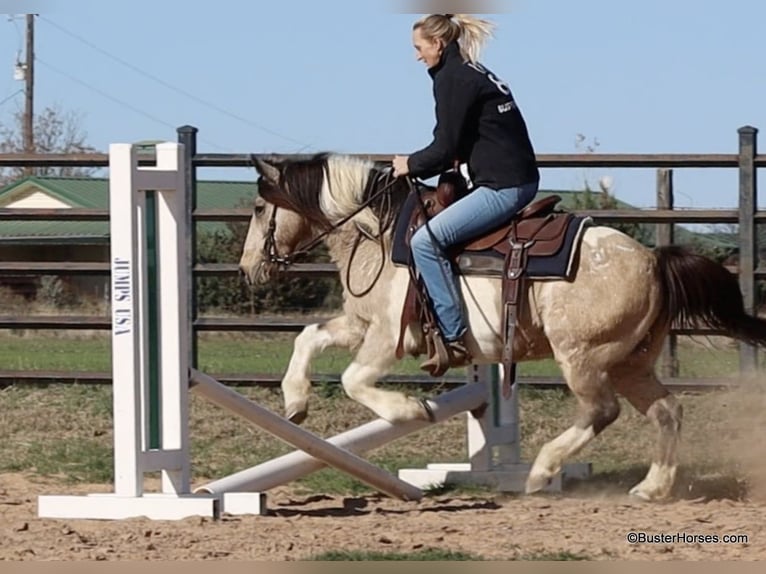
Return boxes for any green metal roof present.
[0,176,257,242]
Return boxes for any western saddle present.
[395,172,574,397]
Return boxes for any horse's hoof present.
[418,398,436,423]
[628,483,666,502]
[469,401,488,419]
[628,488,652,502]
[525,470,553,494]
[285,400,308,425]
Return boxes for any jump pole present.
[196,365,591,499]
[193,375,489,496]
[189,369,423,502]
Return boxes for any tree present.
[571,133,653,245]
[0,104,99,186]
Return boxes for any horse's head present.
[239,153,409,286]
[238,156,315,285]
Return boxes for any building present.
[0,175,257,301]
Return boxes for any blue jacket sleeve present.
[407,74,476,179]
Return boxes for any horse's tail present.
[655,245,766,347]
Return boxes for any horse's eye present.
[254,204,266,216]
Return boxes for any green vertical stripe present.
[491,364,500,427]
[145,190,161,449]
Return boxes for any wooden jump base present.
[37,141,590,522]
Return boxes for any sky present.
[0,0,764,210]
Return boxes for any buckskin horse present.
[238,153,766,501]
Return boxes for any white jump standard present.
[38,143,227,520]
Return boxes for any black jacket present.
[407,41,539,189]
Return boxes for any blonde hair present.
[413,14,496,64]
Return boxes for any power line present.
[0,89,23,109]
[36,58,230,152]
[38,16,316,152]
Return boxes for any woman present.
[392,14,540,375]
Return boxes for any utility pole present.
[23,14,35,168]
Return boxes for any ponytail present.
[413,14,496,64]
[451,14,495,63]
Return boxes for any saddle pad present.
[456,215,593,279]
[392,194,592,280]
[528,215,592,278]
[391,191,421,267]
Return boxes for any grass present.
[0,373,764,502]
[0,331,745,378]
[0,331,762,502]
[306,549,591,560]
[308,549,483,561]
[0,329,563,377]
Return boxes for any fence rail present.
[5,207,766,224]
[0,124,763,390]
[2,152,765,168]
[0,370,741,393]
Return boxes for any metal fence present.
[0,124,763,391]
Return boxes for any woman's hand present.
[392,155,410,177]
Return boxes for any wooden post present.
[656,169,678,378]
[738,126,758,373]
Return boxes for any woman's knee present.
[410,226,433,255]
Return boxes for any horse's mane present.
[259,153,412,235]
[256,152,333,229]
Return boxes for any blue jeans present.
[409,181,539,341]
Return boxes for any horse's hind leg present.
[609,362,682,501]
[526,357,621,494]
[281,314,363,424]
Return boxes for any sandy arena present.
[1,472,763,561]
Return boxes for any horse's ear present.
[251,155,280,183]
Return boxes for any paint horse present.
[238,153,766,501]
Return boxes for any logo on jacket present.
[467,61,511,96]
[497,101,516,114]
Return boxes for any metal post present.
[656,169,678,378]
[738,126,758,373]
[176,125,199,370]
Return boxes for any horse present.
[238,152,766,501]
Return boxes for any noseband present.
[263,205,293,266]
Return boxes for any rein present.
[261,166,408,297]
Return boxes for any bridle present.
[259,165,409,297]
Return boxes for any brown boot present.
[420,336,471,377]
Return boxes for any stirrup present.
[420,332,471,377]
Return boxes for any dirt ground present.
[1,473,763,561]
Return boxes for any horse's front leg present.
[282,314,363,424]
[341,321,433,424]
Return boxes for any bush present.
[37,276,79,309]
[195,222,342,315]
